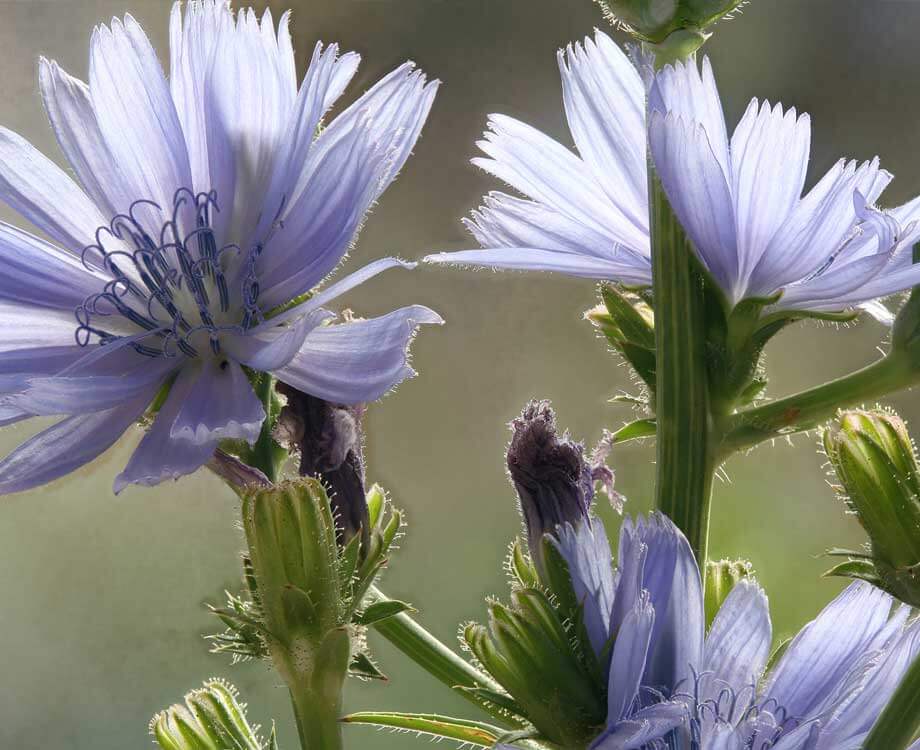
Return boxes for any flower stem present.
[367,586,517,727]
[717,354,916,460]
[289,686,344,750]
[864,652,920,750]
[649,165,716,566]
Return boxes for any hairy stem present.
[718,355,915,460]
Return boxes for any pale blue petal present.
[703,580,773,697]
[0,386,155,494]
[257,64,438,307]
[0,127,112,256]
[38,58,130,219]
[607,592,654,722]
[169,359,265,445]
[194,7,298,247]
[254,40,361,247]
[823,620,920,741]
[752,158,891,294]
[0,302,104,351]
[553,520,616,657]
[631,514,705,692]
[558,32,648,242]
[464,191,649,271]
[89,15,193,223]
[764,582,896,721]
[254,257,416,331]
[472,114,638,250]
[0,222,107,309]
[0,346,93,393]
[114,368,218,492]
[6,356,174,416]
[650,57,730,178]
[223,308,334,371]
[425,247,650,284]
[273,305,443,404]
[590,702,686,750]
[731,100,811,296]
[648,111,739,298]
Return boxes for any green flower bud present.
[463,589,605,748]
[595,0,745,55]
[704,559,753,628]
[150,679,269,750]
[823,409,920,606]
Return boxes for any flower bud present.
[150,679,266,750]
[276,384,369,550]
[507,402,593,570]
[824,409,920,606]
[704,558,753,628]
[596,0,745,57]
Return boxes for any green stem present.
[649,164,716,566]
[251,373,281,483]
[718,354,916,460]
[289,685,343,750]
[367,586,516,727]
[864,652,920,750]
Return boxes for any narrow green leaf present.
[610,419,656,444]
[342,712,501,747]
[357,599,414,626]
[823,559,883,586]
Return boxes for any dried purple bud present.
[276,383,368,549]
[507,401,593,565]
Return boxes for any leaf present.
[610,419,656,444]
[455,686,527,718]
[342,712,501,747]
[823,559,883,586]
[349,651,388,681]
[356,599,414,626]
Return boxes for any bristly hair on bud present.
[507,401,594,566]
[823,408,920,607]
[594,0,749,49]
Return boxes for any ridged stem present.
[649,165,716,566]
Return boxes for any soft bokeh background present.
[0,0,918,747]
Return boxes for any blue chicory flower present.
[426,30,920,321]
[543,512,920,750]
[0,1,442,494]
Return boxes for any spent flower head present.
[0,1,442,494]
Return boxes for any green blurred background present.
[1,0,919,747]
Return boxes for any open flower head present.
[541,512,920,750]
[427,31,920,322]
[0,1,442,494]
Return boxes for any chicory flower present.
[427,30,920,321]
[0,1,441,494]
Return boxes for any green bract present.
[595,0,746,56]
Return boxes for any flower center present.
[75,189,265,358]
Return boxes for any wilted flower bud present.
[276,383,369,549]
[596,0,746,58]
[823,409,920,606]
[150,679,268,750]
[508,402,594,568]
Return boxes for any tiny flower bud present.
[824,409,920,606]
[507,401,593,568]
[596,0,745,53]
[704,558,753,628]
